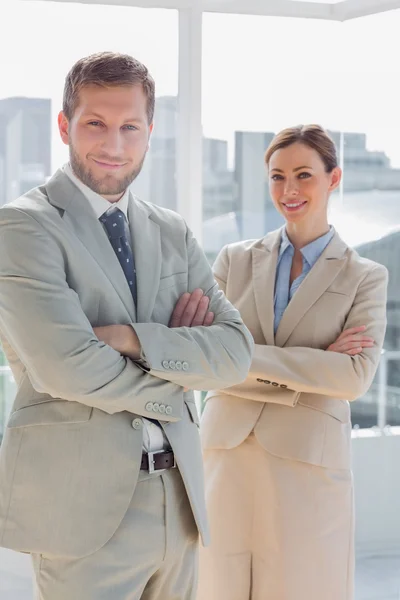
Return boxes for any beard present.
[69,143,146,197]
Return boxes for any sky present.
[2,1,400,168]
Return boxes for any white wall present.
[353,431,400,555]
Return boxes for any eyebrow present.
[85,112,143,123]
[270,165,313,173]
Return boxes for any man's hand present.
[170,289,214,391]
[327,326,374,356]
[93,325,141,361]
[169,288,214,328]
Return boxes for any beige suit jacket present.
[0,170,253,558]
[201,228,388,470]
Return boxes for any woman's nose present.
[284,181,299,196]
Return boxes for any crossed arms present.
[214,245,388,405]
[0,208,254,421]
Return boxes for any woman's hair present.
[265,124,338,173]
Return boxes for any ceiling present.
[23,0,400,20]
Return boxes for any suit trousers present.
[197,433,354,600]
[32,468,199,600]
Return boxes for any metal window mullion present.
[176,4,203,242]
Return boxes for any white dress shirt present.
[63,163,169,454]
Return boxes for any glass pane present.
[0,361,16,443]
[339,11,400,433]
[0,0,178,210]
[202,13,341,262]
[202,10,400,598]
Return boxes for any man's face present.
[58,84,153,201]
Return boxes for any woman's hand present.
[93,325,141,360]
[326,326,374,356]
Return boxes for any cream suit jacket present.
[201,228,388,469]
[0,169,253,558]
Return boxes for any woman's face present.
[268,142,341,226]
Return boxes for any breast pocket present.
[152,273,188,325]
[312,291,352,350]
[157,272,188,292]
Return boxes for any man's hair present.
[63,52,155,123]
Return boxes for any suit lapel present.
[275,232,348,348]
[45,169,136,321]
[128,195,161,323]
[252,230,282,346]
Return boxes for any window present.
[0,1,178,209]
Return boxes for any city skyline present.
[2,2,400,167]
[2,92,400,257]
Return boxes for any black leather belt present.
[141,450,176,474]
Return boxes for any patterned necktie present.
[100,207,137,305]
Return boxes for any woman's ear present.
[329,167,342,193]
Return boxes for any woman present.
[198,125,388,600]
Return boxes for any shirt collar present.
[279,226,335,268]
[63,163,130,221]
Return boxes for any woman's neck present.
[285,221,330,250]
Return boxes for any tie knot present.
[100,207,126,239]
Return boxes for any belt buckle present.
[147,450,163,474]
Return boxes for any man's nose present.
[101,128,124,156]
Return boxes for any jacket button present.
[175,361,182,370]
[145,402,154,412]
[272,382,279,387]
[132,418,142,430]
[159,404,166,414]
[169,360,176,370]
[153,403,160,413]
[281,384,287,389]
[182,362,189,371]
[165,406,173,415]
[162,360,169,369]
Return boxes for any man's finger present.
[203,311,214,326]
[191,296,210,327]
[169,292,191,327]
[179,289,205,327]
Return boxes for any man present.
[0,52,253,600]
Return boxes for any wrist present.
[120,325,141,360]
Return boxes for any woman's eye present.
[271,174,283,181]
[298,172,312,179]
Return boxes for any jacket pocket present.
[158,273,187,292]
[7,399,93,428]
[297,395,350,423]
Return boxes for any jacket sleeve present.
[212,244,388,404]
[0,207,185,421]
[131,228,254,390]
